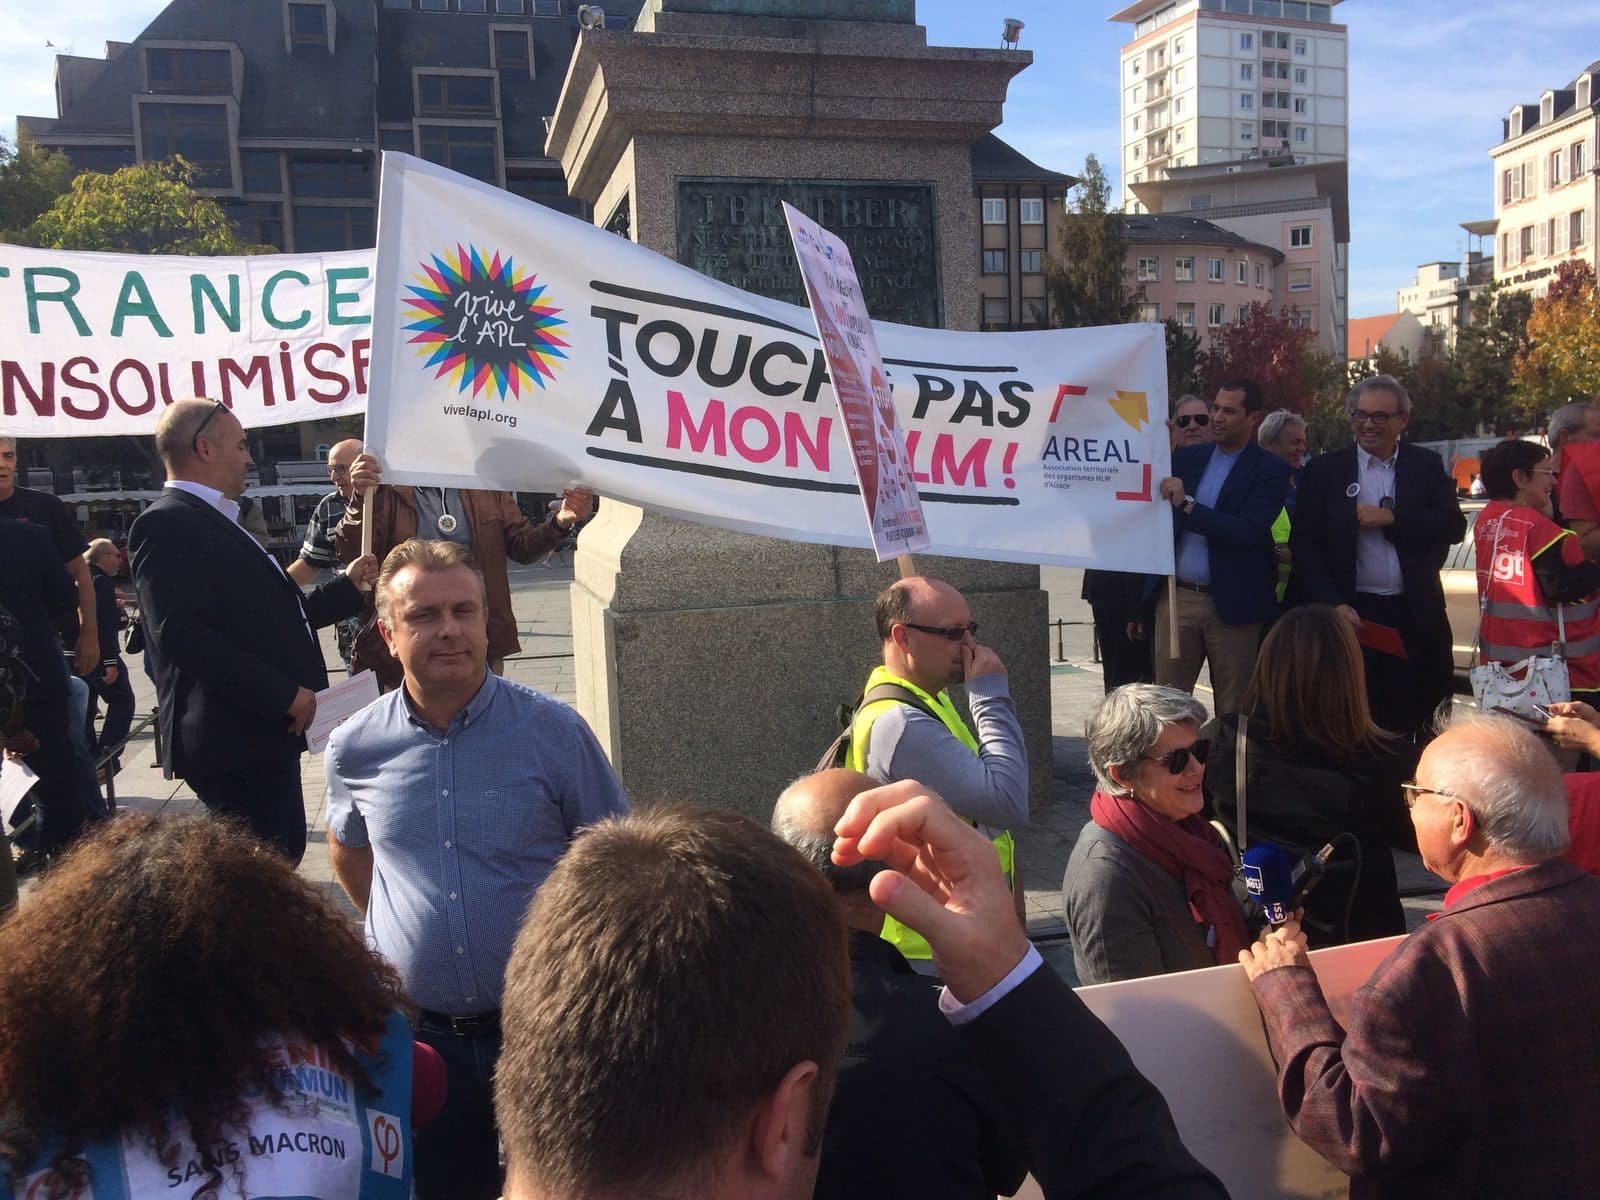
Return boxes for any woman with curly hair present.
[0,813,443,1199]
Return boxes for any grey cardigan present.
[1062,821,1217,987]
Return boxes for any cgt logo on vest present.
[1040,384,1152,501]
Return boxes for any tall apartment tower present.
[1110,0,1347,212]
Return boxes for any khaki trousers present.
[1153,585,1261,717]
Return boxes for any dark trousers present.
[83,656,135,757]
[413,1016,502,1200]
[19,691,99,857]
[1090,603,1155,693]
[187,757,307,864]
[1354,592,1454,743]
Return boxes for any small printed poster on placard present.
[782,202,931,561]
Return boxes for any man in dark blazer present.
[1290,374,1465,742]
[1242,714,1600,1200]
[129,399,375,863]
[830,780,1228,1200]
[1153,379,1290,716]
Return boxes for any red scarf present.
[1090,789,1247,965]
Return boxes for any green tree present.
[1513,260,1600,412]
[1455,283,1534,433]
[0,134,74,237]
[1164,318,1202,402]
[23,157,272,255]
[1043,154,1142,329]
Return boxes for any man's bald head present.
[329,438,364,464]
[874,575,964,641]
[772,769,884,896]
[154,399,226,471]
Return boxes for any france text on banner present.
[0,245,373,436]
[367,153,1174,572]
[783,201,930,561]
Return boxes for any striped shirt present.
[325,672,630,1014]
[298,491,347,569]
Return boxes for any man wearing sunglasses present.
[847,576,1027,969]
[1240,713,1600,1198]
[1289,374,1464,743]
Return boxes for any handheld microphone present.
[1243,841,1337,927]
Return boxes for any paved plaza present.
[60,562,1443,983]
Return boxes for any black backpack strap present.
[859,682,942,724]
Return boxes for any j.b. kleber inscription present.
[675,179,941,328]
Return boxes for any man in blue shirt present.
[1153,379,1289,715]
[326,537,630,1200]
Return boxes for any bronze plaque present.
[675,178,941,328]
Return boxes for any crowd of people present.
[3,375,1600,1198]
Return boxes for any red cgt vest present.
[1475,500,1600,692]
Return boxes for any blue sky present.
[2,0,1595,316]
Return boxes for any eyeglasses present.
[1351,409,1400,426]
[190,399,227,455]
[1401,782,1461,809]
[902,621,980,642]
[328,463,352,478]
[1141,737,1211,775]
[1174,413,1211,429]
[1531,467,1559,478]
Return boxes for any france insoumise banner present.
[365,152,1175,571]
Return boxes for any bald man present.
[128,399,376,863]
[848,577,1027,967]
[772,769,1026,1200]
[287,438,365,669]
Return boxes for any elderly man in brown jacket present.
[1241,712,1600,1200]
[336,452,592,688]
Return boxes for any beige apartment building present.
[1110,0,1348,212]
[1122,213,1282,346]
[974,134,1076,330]
[1486,61,1599,297]
[1395,255,1492,351]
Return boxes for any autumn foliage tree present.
[1514,260,1600,412]
[1195,302,1324,412]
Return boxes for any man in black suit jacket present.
[129,399,376,863]
[830,780,1227,1200]
[1290,375,1465,742]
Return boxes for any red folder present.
[1356,621,1409,659]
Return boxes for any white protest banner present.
[1075,936,1406,1200]
[367,153,1173,571]
[783,201,930,561]
[0,244,373,436]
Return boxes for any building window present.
[418,0,448,9]
[492,28,533,72]
[1173,34,1184,55]
[1175,96,1185,115]
[1294,66,1308,85]
[1137,256,1161,282]
[459,0,489,10]
[1240,122,1255,141]
[1175,128,1185,145]
[1523,160,1536,200]
[241,149,281,194]
[1236,305,1249,323]
[981,198,1006,225]
[1175,64,1186,84]
[1293,96,1308,114]
[1240,63,1254,82]
[1020,249,1043,274]
[1240,32,1253,50]
[1188,196,1211,211]
[139,102,232,186]
[1233,259,1246,285]
[1176,303,1195,327]
[64,147,136,174]
[1502,168,1514,205]
[1255,262,1265,287]
[981,296,1009,328]
[1574,141,1589,178]
[1240,94,1254,111]
[289,153,370,198]
[1133,115,1142,133]
[1574,210,1589,248]
[1289,224,1313,248]
[417,73,496,117]
[288,3,327,48]
[1519,225,1534,261]
[1134,146,1143,162]
[146,48,233,94]
[982,249,1007,274]
[1294,37,1307,55]
[1288,267,1312,292]
[1138,302,1161,322]
[531,0,563,12]
[1019,197,1044,224]
[418,123,499,182]
[495,0,528,12]
[1174,256,1195,281]
[294,205,374,251]
[1294,126,1308,143]
[1208,302,1226,327]
[1501,231,1511,268]
[1208,257,1225,282]
[379,127,414,153]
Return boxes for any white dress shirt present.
[1354,446,1404,596]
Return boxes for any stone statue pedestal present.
[549,1,1050,819]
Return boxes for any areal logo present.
[402,244,568,400]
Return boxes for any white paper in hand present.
[306,670,382,755]
[1,756,40,830]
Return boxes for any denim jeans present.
[411,1016,503,1200]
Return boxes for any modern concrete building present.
[1109,0,1347,212]
[1481,60,1599,298]
[974,134,1075,330]
[1395,254,1493,351]
[1121,212,1282,346]
[1130,153,1347,357]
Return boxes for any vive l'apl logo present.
[402,244,568,399]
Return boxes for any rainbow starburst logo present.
[402,245,568,399]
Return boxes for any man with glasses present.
[1240,713,1600,1198]
[1290,374,1465,742]
[847,576,1027,970]
[286,438,364,670]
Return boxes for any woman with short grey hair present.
[1064,683,1247,985]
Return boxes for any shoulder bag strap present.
[1235,713,1248,852]
[860,682,942,724]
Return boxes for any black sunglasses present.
[190,399,227,455]
[902,621,980,642]
[1141,737,1211,775]
[1174,413,1211,429]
